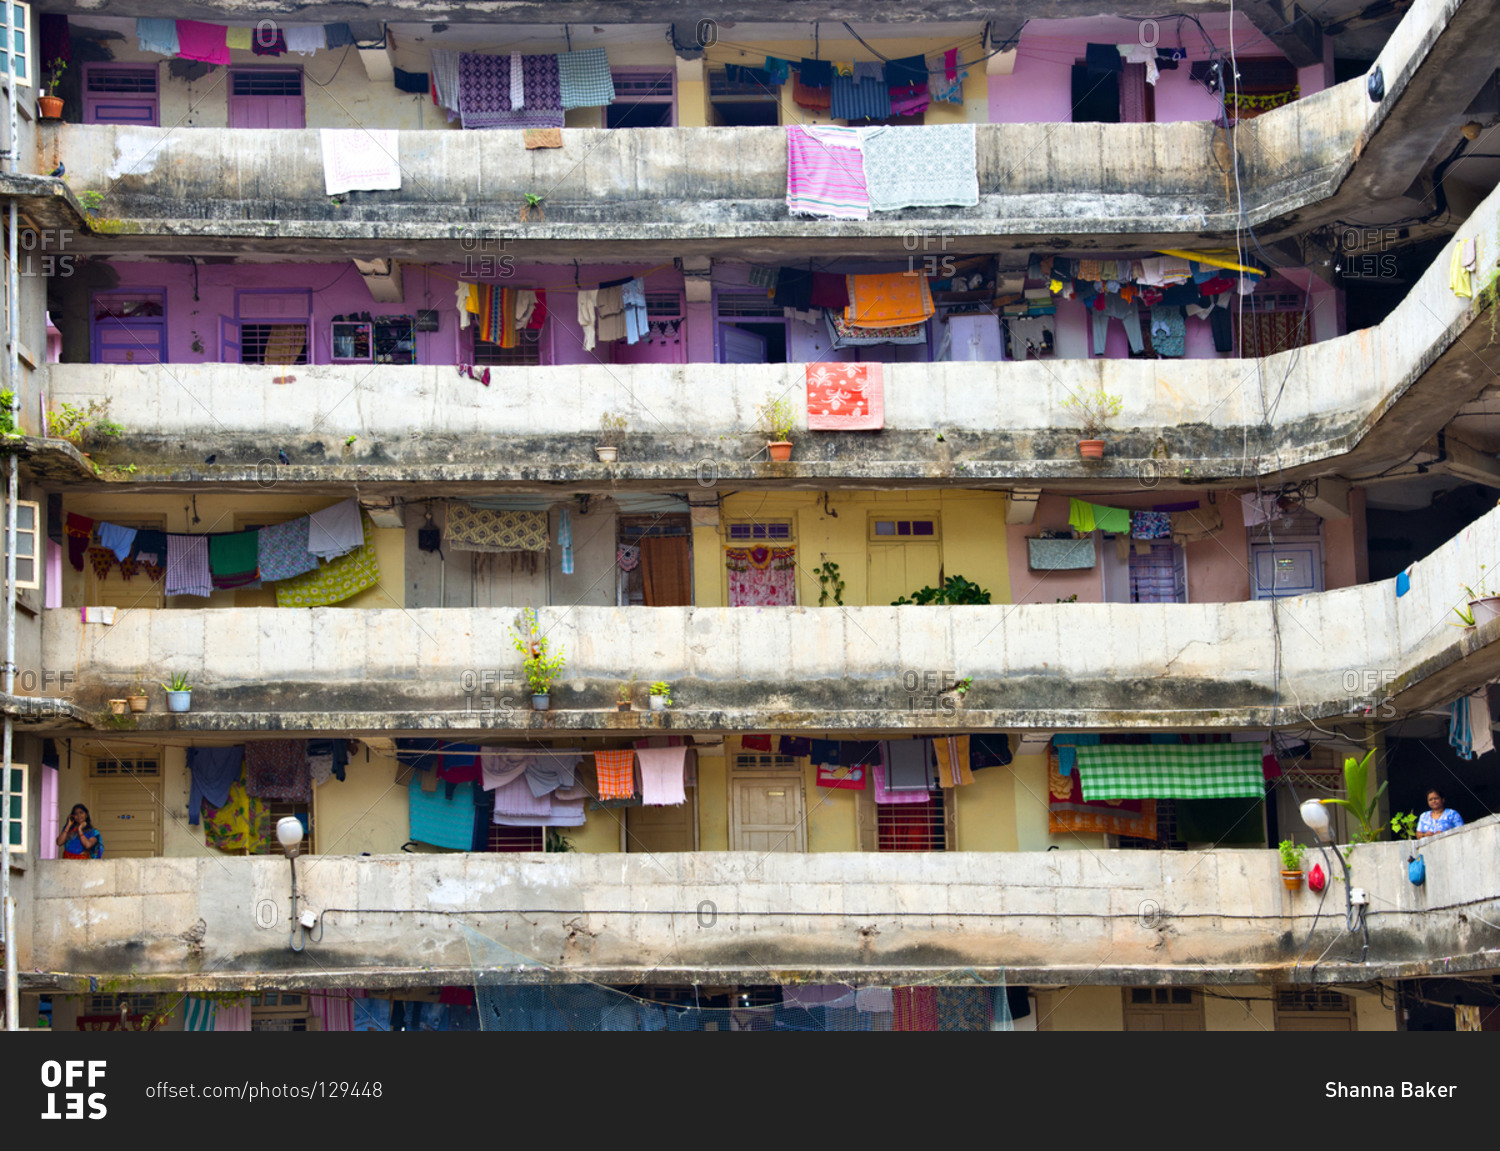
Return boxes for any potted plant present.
[108,698,128,716]
[649,681,672,711]
[757,396,796,462]
[162,672,192,713]
[596,411,627,463]
[127,673,149,714]
[1277,839,1306,890]
[1060,388,1123,460]
[512,607,566,710]
[1462,572,1500,625]
[40,58,66,119]
[616,677,636,712]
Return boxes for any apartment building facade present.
[0,0,1498,1031]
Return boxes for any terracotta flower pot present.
[595,445,618,463]
[128,695,148,713]
[1077,439,1106,460]
[767,440,793,462]
[108,699,128,716]
[616,701,632,712]
[1281,869,1304,891]
[39,95,64,119]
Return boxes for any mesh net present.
[459,923,1017,1032]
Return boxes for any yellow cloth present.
[934,735,973,788]
[1451,239,1475,299]
[523,128,563,149]
[225,27,253,51]
[1068,498,1096,533]
[1153,249,1266,276]
[834,61,853,77]
[463,283,480,314]
[275,513,381,607]
[844,273,934,329]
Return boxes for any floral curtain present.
[726,546,796,607]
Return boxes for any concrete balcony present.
[25,817,1500,988]
[52,0,1482,260]
[43,180,1500,492]
[35,505,1500,732]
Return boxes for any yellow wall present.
[60,494,405,611]
[953,752,1019,851]
[1204,991,1276,1031]
[1356,994,1397,1031]
[698,749,731,850]
[698,490,1012,608]
[1037,985,1125,1030]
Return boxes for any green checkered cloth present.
[1076,744,1264,800]
[558,48,615,109]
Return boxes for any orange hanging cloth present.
[844,272,934,329]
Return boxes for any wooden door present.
[1122,987,1204,1030]
[867,542,942,606]
[88,776,163,858]
[626,787,697,853]
[729,774,806,853]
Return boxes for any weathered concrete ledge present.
[53,0,1473,255]
[33,504,1500,731]
[25,817,1500,987]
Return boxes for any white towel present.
[480,749,534,791]
[320,129,401,196]
[307,497,364,560]
[635,746,689,806]
[577,289,598,352]
[510,51,524,109]
[1471,690,1495,757]
[284,25,325,55]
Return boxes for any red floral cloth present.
[806,363,884,430]
[726,546,796,607]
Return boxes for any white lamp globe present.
[276,816,305,854]
[1299,799,1332,841]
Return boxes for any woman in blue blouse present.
[56,804,102,859]
[1416,788,1464,837]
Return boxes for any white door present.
[729,774,806,852]
[720,325,767,364]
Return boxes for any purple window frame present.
[81,63,160,126]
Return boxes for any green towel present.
[1091,503,1131,533]
[1067,498,1095,533]
[208,530,260,577]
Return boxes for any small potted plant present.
[1462,572,1500,625]
[649,681,672,711]
[616,677,636,712]
[127,673,149,714]
[40,58,66,119]
[162,672,192,713]
[512,607,566,710]
[1060,388,1123,460]
[758,396,796,462]
[108,698,129,716]
[596,411,627,463]
[1277,839,1306,890]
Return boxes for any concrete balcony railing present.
[44,177,1500,488]
[53,0,1475,256]
[26,817,1500,987]
[36,505,1500,731]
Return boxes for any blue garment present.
[1053,733,1101,776]
[1150,305,1186,357]
[764,56,790,85]
[830,75,891,120]
[186,746,244,825]
[1396,571,1411,597]
[97,522,137,562]
[135,17,179,55]
[352,998,391,1031]
[622,278,648,345]
[559,509,573,575]
[1449,697,1474,760]
[62,830,102,858]
[408,781,477,849]
[1417,808,1464,834]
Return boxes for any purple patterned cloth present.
[460,52,564,129]
[245,740,311,803]
[165,534,212,598]
[458,52,511,128]
[257,516,320,582]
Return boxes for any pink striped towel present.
[786,125,869,221]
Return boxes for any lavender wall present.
[988,15,1320,125]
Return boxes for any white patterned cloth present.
[860,124,978,211]
[510,51,525,109]
[319,129,401,195]
[284,25,325,55]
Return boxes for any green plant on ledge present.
[161,671,192,693]
[1318,749,1386,844]
[816,560,844,606]
[78,190,106,216]
[649,681,673,706]
[0,389,21,440]
[757,395,796,443]
[49,399,122,448]
[1390,811,1419,840]
[512,607,566,695]
[892,575,991,605]
[1277,839,1306,871]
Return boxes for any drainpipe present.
[2,32,21,1030]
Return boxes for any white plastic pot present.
[166,690,192,713]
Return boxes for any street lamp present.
[1299,798,1332,842]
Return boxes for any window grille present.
[716,294,783,317]
[473,328,542,366]
[240,322,308,365]
[646,291,682,318]
[612,70,673,98]
[872,518,938,539]
[726,521,792,541]
[89,757,160,777]
[87,67,157,94]
[232,70,302,97]
[733,754,798,772]
[487,825,544,852]
[252,803,311,855]
[877,792,946,851]
[1276,988,1350,1011]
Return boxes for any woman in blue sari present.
[57,804,102,859]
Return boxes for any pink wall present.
[989,15,1304,125]
[1005,491,1252,605]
